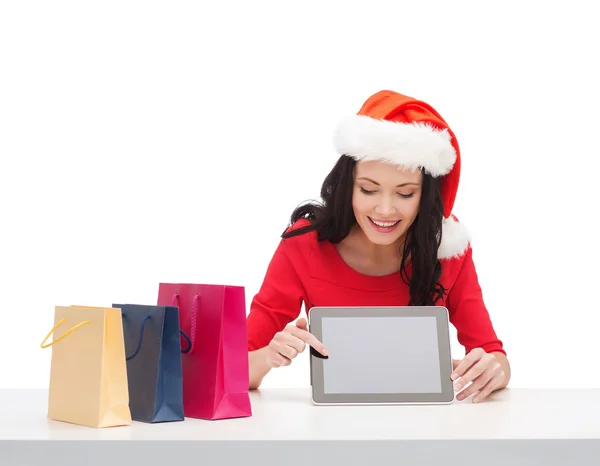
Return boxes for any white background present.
[1,1,598,390]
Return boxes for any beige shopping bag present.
[41,305,132,428]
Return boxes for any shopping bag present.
[40,305,132,428]
[113,303,189,423]
[157,283,252,420]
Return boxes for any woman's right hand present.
[264,317,328,368]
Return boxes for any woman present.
[246,90,510,403]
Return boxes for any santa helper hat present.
[333,90,470,260]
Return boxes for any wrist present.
[491,351,511,389]
[248,347,271,390]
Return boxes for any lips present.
[369,218,401,228]
[367,217,402,233]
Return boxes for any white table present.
[1,387,599,466]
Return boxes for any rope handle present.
[40,318,91,348]
[125,314,193,360]
[180,329,192,354]
[172,292,199,355]
[125,314,151,360]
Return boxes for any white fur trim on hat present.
[438,216,471,259]
[333,115,457,177]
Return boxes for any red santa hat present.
[332,90,470,259]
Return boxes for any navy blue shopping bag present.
[112,304,191,423]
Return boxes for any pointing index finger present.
[289,326,328,356]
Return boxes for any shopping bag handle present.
[40,318,92,348]
[125,314,192,360]
[172,292,198,355]
[180,329,192,354]
[125,314,151,360]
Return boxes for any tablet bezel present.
[308,306,455,405]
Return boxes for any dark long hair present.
[282,155,446,306]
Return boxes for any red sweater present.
[247,219,505,356]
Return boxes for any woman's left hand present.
[451,348,505,403]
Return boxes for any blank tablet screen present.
[321,316,442,394]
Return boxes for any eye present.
[360,187,375,195]
[399,193,415,199]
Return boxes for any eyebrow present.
[356,177,420,187]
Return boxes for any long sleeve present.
[446,247,506,356]
[246,238,307,351]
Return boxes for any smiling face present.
[352,160,423,246]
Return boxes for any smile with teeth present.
[368,217,401,228]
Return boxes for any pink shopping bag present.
[157,283,252,420]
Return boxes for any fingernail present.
[454,383,462,392]
[322,348,328,356]
[473,398,479,403]
[310,347,328,359]
[451,373,458,380]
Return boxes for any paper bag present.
[157,283,252,420]
[113,303,187,423]
[41,305,132,428]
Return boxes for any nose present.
[374,196,397,217]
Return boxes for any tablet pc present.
[308,306,454,405]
